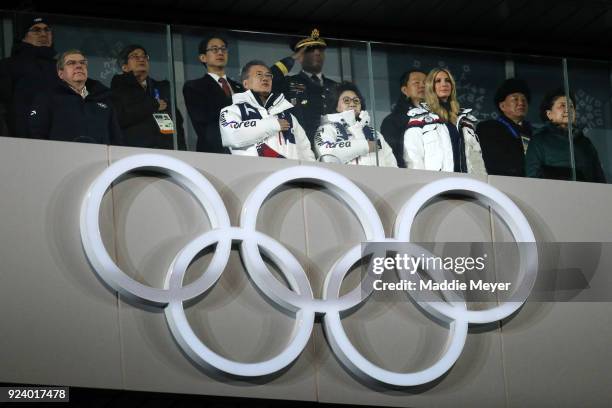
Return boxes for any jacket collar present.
[57,78,108,99]
[542,122,583,139]
[205,73,240,89]
[322,110,358,126]
[497,114,532,135]
[11,41,57,59]
[207,72,227,82]
[112,72,151,87]
[408,103,433,118]
[302,70,322,82]
[232,90,293,115]
[457,108,476,124]
[298,70,329,84]
[392,96,417,114]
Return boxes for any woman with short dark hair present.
[314,81,397,167]
[525,87,606,183]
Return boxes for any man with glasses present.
[28,49,122,145]
[0,15,59,138]
[271,29,338,145]
[183,34,243,153]
[219,60,314,160]
[111,44,185,150]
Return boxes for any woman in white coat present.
[403,68,487,175]
[315,82,397,167]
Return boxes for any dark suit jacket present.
[183,73,243,153]
[111,72,185,150]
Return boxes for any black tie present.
[311,74,322,86]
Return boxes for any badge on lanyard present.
[153,113,175,135]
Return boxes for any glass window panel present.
[566,58,611,184]
[514,56,565,127]
[371,44,507,122]
[51,16,168,87]
[514,56,579,182]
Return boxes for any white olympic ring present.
[80,153,537,386]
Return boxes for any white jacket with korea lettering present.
[315,110,397,167]
[219,90,315,161]
[403,104,487,176]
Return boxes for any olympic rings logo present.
[80,153,538,387]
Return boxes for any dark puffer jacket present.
[28,78,123,145]
[0,42,59,137]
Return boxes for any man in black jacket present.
[476,78,532,177]
[111,44,185,150]
[28,49,122,145]
[183,34,243,153]
[380,69,426,168]
[0,16,59,138]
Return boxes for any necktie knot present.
[311,74,322,86]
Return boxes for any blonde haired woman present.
[403,68,487,175]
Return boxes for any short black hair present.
[327,81,366,114]
[118,44,147,68]
[198,33,228,55]
[539,87,576,122]
[240,59,269,82]
[399,69,427,88]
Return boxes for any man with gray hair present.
[28,49,122,144]
[219,60,314,160]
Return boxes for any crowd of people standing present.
[0,16,606,183]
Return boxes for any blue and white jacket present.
[403,103,487,176]
[219,90,315,161]
[315,110,397,167]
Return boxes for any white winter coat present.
[403,104,487,176]
[314,110,397,167]
[219,90,315,161]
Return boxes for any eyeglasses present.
[29,27,52,34]
[254,72,273,80]
[65,59,88,67]
[206,46,228,54]
[342,97,361,105]
[128,53,149,61]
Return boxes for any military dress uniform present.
[270,29,338,145]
